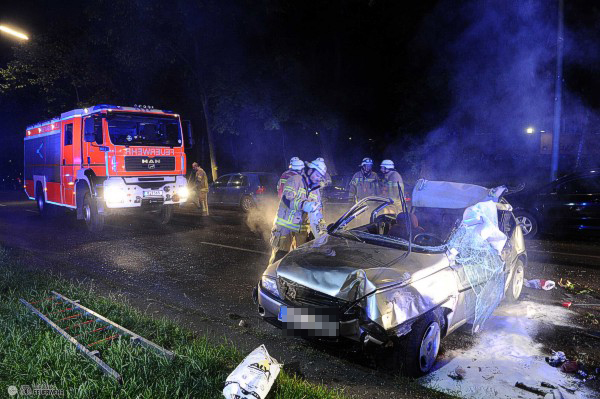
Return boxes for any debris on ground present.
[223,345,281,399]
[238,319,248,328]
[525,278,556,290]
[546,351,567,367]
[561,301,600,309]
[448,366,466,380]
[560,360,579,374]
[515,381,548,396]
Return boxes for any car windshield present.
[330,197,462,251]
[107,113,182,147]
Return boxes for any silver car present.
[254,180,526,376]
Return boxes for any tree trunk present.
[201,91,219,181]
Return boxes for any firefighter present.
[192,162,209,216]
[269,158,327,264]
[349,157,378,203]
[379,159,404,202]
[277,157,304,198]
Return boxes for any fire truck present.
[24,104,191,231]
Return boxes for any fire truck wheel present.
[157,205,174,225]
[35,183,48,217]
[83,192,105,232]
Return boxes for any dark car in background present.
[208,172,278,212]
[509,169,600,238]
[321,174,353,204]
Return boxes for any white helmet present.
[289,157,304,171]
[380,159,395,169]
[360,157,374,167]
[306,158,327,176]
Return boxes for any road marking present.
[0,204,6,206]
[25,209,37,213]
[199,241,269,255]
[529,249,600,261]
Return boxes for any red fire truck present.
[24,104,190,231]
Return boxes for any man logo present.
[148,164,155,169]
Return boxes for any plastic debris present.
[560,360,579,374]
[524,279,556,290]
[223,345,281,399]
[546,351,567,367]
[561,301,600,308]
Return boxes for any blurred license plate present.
[144,190,163,197]
[279,306,339,337]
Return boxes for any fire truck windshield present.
[107,113,182,147]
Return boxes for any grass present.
[0,246,347,399]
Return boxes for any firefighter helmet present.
[289,157,304,171]
[380,159,395,170]
[307,158,327,177]
[360,157,374,167]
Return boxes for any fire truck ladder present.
[20,291,175,383]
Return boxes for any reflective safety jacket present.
[300,188,324,234]
[275,173,319,232]
[195,167,209,192]
[379,170,404,201]
[349,170,379,202]
[277,169,300,198]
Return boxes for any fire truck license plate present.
[144,190,163,197]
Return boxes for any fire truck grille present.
[124,156,175,172]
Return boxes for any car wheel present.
[505,258,524,302]
[83,192,104,232]
[240,195,255,212]
[514,210,538,239]
[398,311,441,377]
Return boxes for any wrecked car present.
[254,180,527,376]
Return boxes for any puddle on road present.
[420,301,595,399]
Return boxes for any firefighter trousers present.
[197,191,209,216]
[268,227,308,265]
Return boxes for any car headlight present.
[104,185,124,203]
[261,275,280,299]
[176,186,189,199]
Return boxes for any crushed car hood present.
[275,234,451,302]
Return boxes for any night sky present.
[1,0,599,187]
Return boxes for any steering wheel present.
[412,232,444,246]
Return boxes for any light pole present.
[0,25,29,41]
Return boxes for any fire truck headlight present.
[176,186,189,200]
[104,186,125,203]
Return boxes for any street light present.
[0,25,29,41]
[526,127,534,134]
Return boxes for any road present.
[1,190,599,398]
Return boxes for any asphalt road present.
[1,190,599,398]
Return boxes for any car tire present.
[83,191,104,232]
[157,204,174,225]
[505,258,525,303]
[240,195,255,212]
[398,311,441,377]
[514,210,538,239]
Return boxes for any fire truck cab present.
[24,104,190,231]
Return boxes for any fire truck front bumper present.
[102,176,189,209]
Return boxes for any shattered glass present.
[447,224,505,333]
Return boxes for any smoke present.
[245,196,279,243]
[394,0,598,185]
